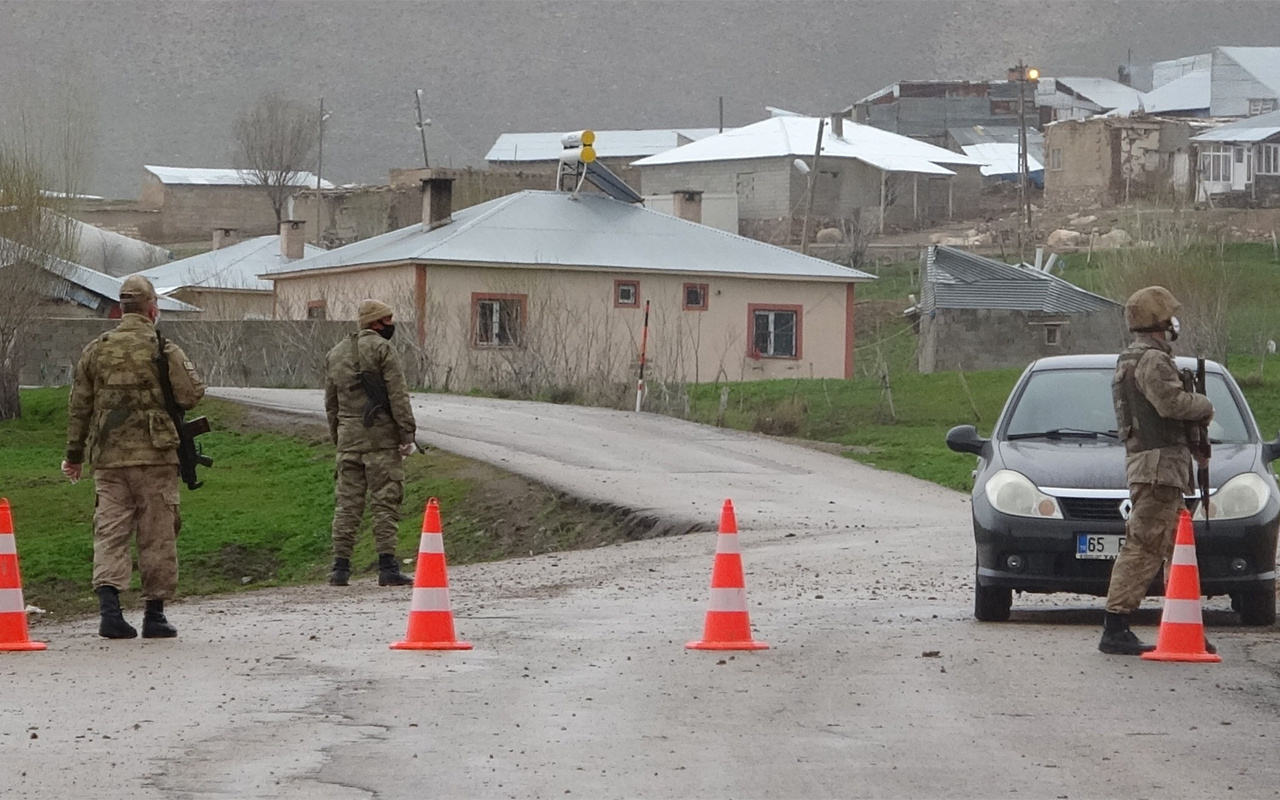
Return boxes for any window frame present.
[306,299,327,321]
[1044,323,1062,346]
[1259,143,1280,176]
[1200,144,1233,184]
[747,303,803,360]
[1049,148,1064,171]
[682,283,709,311]
[1248,98,1279,116]
[613,279,640,309]
[471,292,527,349]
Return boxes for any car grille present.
[1059,497,1124,521]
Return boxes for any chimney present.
[421,175,455,230]
[674,190,703,225]
[280,220,305,260]
[1117,64,1133,86]
[830,113,844,139]
[212,227,238,251]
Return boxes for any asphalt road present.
[5,389,1280,799]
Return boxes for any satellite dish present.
[793,158,811,175]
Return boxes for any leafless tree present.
[232,90,319,226]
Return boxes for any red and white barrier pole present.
[635,300,650,413]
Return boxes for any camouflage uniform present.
[324,327,416,563]
[1108,334,1212,614]
[66,314,205,600]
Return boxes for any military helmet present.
[119,274,157,304]
[1124,285,1180,332]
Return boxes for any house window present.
[1045,324,1062,346]
[1200,144,1232,183]
[735,172,756,201]
[1050,148,1063,171]
[1260,144,1280,175]
[1248,98,1278,116]
[473,294,525,347]
[306,300,326,320]
[749,305,802,359]
[614,280,640,308]
[683,283,708,311]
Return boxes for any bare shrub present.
[233,90,319,225]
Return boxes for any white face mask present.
[1169,316,1180,341]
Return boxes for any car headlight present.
[984,470,1063,519]
[1207,473,1274,520]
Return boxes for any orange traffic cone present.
[390,498,471,651]
[0,499,46,652]
[687,499,768,651]
[1143,509,1220,663]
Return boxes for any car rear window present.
[1003,368,1252,444]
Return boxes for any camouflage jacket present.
[1112,334,1213,492]
[66,315,206,468]
[324,330,416,453]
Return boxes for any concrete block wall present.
[918,307,1126,373]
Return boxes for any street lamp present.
[414,89,431,169]
[1011,61,1039,257]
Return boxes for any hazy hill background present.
[2,0,1278,198]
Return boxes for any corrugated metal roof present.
[138,235,323,293]
[948,125,1042,147]
[144,165,334,189]
[1143,69,1211,114]
[0,239,198,312]
[1191,108,1280,142]
[265,190,873,283]
[1051,77,1146,114]
[1219,46,1280,95]
[960,143,1044,177]
[921,246,1119,313]
[65,215,171,276]
[484,129,723,162]
[631,116,979,175]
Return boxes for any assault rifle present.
[350,335,392,427]
[1181,358,1211,528]
[156,331,213,490]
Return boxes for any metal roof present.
[960,143,1044,177]
[144,165,334,189]
[265,190,874,283]
[484,129,723,162]
[631,116,979,175]
[138,235,323,293]
[1049,77,1146,114]
[1191,108,1280,142]
[947,125,1042,147]
[1219,46,1280,95]
[921,246,1119,313]
[1143,69,1211,114]
[0,239,198,312]
[64,215,171,276]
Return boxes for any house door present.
[1231,147,1249,191]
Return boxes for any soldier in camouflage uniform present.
[61,275,205,639]
[324,299,416,587]
[1100,286,1214,655]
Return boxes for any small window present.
[614,280,640,308]
[1045,324,1062,346]
[749,306,801,359]
[306,300,326,320]
[474,294,525,347]
[1248,98,1278,116]
[1260,144,1280,176]
[683,283,708,311]
[1050,148,1063,171]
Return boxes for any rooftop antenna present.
[414,89,431,169]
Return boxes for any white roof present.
[1143,69,1211,114]
[1052,77,1146,114]
[144,165,334,189]
[485,129,723,162]
[0,240,197,312]
[64,215,171,277]
[960,143,1044,177]
[138,235,323,293]
[631,116,979,176]
[1219,46,1280,95]
[265,190,873,283]
[1191,108,1280,143]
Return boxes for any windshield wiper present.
[1006,428,1119,441]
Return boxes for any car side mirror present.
[1263,432,1280,464]
[946,424,990,457]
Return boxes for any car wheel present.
[1234,588,1277,627]
[975,581,1013,622]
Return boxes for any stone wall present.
[918,307,1126,373]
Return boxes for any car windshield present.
[1002,368,1252,444]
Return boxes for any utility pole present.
[1013,60,1039,260]
[315,96,331,246]
[718,96,724,133]
[414,89,431,169]
[800,117,826,255]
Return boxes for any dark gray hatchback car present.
[946,354,1280,624]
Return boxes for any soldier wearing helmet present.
[61,275,205,640]
[1101,286,1213,655]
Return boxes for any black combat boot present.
[141,599,178,639]
[378,553,414,586]
[1098,611,1154,655]
[95,585,138,640]
[329,557,351,586]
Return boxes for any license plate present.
[1076,534,1126,560]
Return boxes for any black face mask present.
[377,323,396,341]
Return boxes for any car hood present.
[996,440,1260,491]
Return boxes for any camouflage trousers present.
[92,464,182,600]
[331,449,404,559]
[1105,482,1182,614]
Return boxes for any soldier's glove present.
[398,442,417,458]
[60,461,82,484]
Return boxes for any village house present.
[631,115,983,242]
[484,127,723,178]
[1190,108,1280,207]
[264,177,873,394]
[1205,47,1280,118]
[135,224,323,320]
[915,245,1124,374]
[1035,75,1145,122]
[947,125,1044,188]
[848,79,1040,145]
